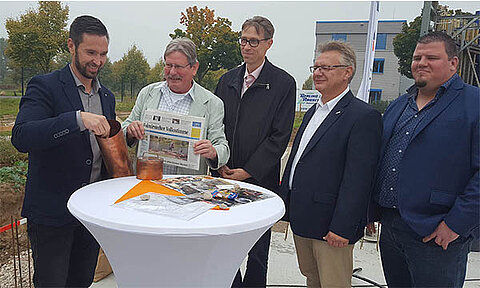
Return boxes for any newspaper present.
[138,109,205,170]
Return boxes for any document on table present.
[114,192,215,221]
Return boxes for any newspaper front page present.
[138,109,205,170]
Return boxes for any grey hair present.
[164,38,198,66]
[317,41,356,83]
[242,16,274,39]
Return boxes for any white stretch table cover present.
[67,176,285,287]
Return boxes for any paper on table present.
[114,192,215,221]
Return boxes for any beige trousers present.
[293,234,354,287]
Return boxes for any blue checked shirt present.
[377,75,458,208]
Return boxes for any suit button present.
[86,159,92,165]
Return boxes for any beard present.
[74,51,102,79]
[415,79,427,88]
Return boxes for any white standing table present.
[67,176,285,287]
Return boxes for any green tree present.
[202,68,227,92]
[393,16,421,79]
[98,58,114,91]
[116,45,150,98]
[5,1,69,74]
[146,59,165,84]
[170,6,242,85]
[51,50,71,71]
[302,75,313,90]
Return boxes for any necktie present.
[245,74,255,89]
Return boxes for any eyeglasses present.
[165,63,191,70]
[309,65,349,73]
[239,38,271,47]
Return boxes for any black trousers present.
[27,220,99,288]
[232,228,272,288]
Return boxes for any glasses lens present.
[239,38,245,45]
[251,40,260,47]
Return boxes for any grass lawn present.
[293,111,305,129]
[0,98,21,116]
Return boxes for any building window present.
[369,89,382,103]
[376,33,387,50]
[373,58,385,73]
[332,34,347,42]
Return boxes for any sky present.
[1,1,479,85]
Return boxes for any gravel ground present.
[0,249,34,288]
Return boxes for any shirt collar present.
[69,64,101,93]
[244,58,266,80]
[161,81,195,102]
[318,86,350,111]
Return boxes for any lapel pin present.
[335,111,341,115]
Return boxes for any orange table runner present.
[114,180,184,204]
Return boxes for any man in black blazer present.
[279,41,382,287]
[12,16,114,287]
[214,16,296,287]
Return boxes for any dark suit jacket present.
[371,75,479,238]
[279,91,382,243]
[214,58,296,192]
[11,65,116,226]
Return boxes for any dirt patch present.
[0,181,32,287]
[0,183,26,265]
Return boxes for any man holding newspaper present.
[121,38,229,175]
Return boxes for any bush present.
[370,100,390,114]
[0,160,27,192]
[0,137,27,166]
[115,97,136,113]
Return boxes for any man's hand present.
[323,231,349,248]
[80,112,110,138]
[126,121,145,140]
[422,221,459,250]
[217,165,233,178]
[193,139,217,160]
[221,167,251,181]
[366,222,376,235]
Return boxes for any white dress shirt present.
[288,87,350,189]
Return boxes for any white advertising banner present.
[296,90,320,112]
[357,1,380,103]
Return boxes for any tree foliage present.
[393,16,421,79]
[113,45,150,98]
[5,1,69,74]
[302,75,313,90]
[146,59,165,84]
[170,6,242,85]
[202,68,227,92]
